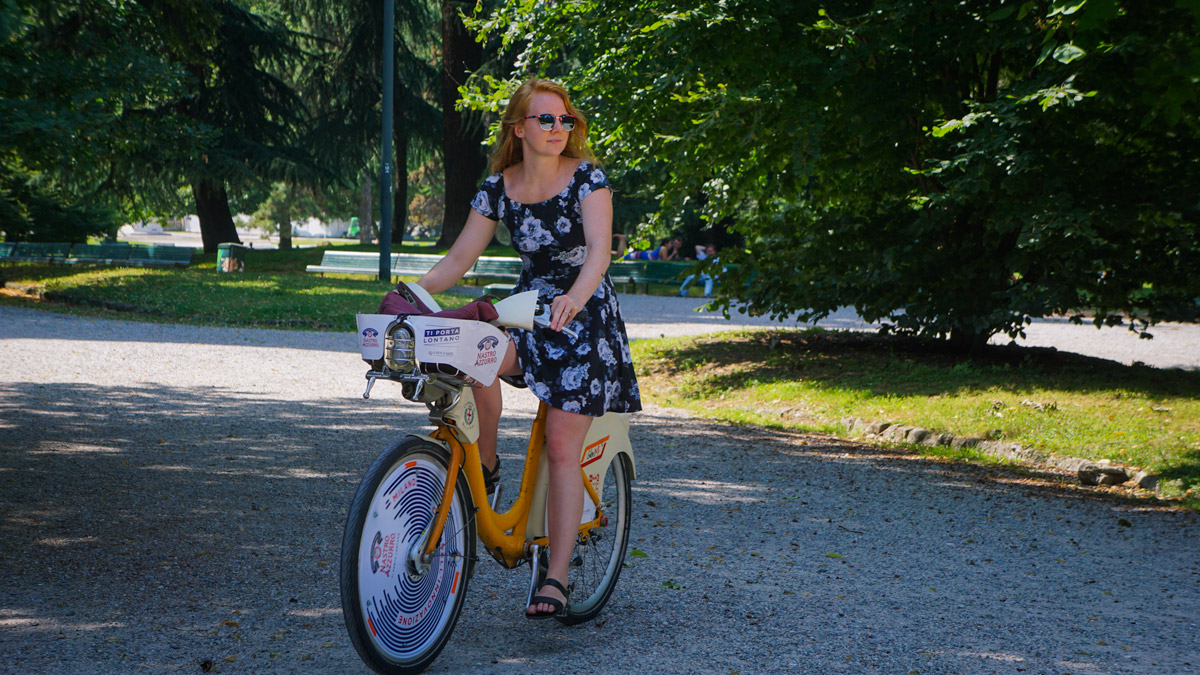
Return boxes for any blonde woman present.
[417,78,641,619]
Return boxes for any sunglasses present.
[524,113,576,131]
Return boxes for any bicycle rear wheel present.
[558,452,632,625]
[340,437,475,674]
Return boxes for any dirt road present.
[1,306,1197,674]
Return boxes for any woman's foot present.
[482,457,501,495]
[525,578,569,619]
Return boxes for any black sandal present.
[483,458,501,495]
[525,578,570,620]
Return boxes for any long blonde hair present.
[489,78,597,174]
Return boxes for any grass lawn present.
[633,329,1200,506]
[3,245,1197,506]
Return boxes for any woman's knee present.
[542,437,577,465]
[543,409,594,465]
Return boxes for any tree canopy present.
[472,0,1200,347]
[0,0,204,241]
[2,0,478,254]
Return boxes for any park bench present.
[628,260,692,293]
[465,256,523,283]
[66,243,133,265]
[464,256,525,296]
[126,244,193,267]
[607,260,643,292]
[391,253,442,278]
[306,250,387,276]
[305,249,687,297]
[8,242,72,262]
[306,250,442,280]
[0,242,192,267]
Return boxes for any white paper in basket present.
[356,313,508,387]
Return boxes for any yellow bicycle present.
[340,288,636,674]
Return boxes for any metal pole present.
[379,0,394,282]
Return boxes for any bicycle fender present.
[527,412,636,539]
[406,432,450,452]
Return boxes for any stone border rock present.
[840,417,1168,494]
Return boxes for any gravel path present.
[1,304,1198,674]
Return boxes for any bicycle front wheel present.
[340,437,476,674]
[558,452,633,625]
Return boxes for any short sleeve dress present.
[471,160,642,417]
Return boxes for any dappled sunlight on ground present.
[635,477,767,504]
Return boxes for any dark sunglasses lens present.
[560,115,576,131]
[537,114,555,130]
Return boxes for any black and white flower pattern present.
[470,161,642,416]
[552,245,588,266]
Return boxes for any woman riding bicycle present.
[415,78,642,619]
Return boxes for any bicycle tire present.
[340,437,476,674]
[557,452,633,625]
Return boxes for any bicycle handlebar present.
[529,303,588,340]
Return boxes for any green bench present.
[66,243,133,264]
[126,244,193,267]
[613,260,691,293]
[305,249,690,296]
[467,257,524,296]
[0,242,192,267]
[465,256,523,283]
[392,253,442,278]
[306,251,442,280]
[8,242,72,262]
[306,251,388,276]
[607,260,643,291]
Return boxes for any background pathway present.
[0,305,1196,673]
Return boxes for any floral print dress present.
[471,161,642,416]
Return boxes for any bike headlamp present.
[384,322,416,373]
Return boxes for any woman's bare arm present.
[417,210,497,293]
[551,187,612,330]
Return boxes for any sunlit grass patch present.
[1,263,468,332]
[633,329,1200,499]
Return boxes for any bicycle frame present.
[412,388,635,569]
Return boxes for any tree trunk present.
[277,185,293,251]
[948,328,990,356]
[438,0,487,247]
[358,171,373,244]
[192,178,240,254]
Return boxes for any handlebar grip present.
[534,304,589,324]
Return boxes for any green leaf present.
[931,120,961,138]
[1036,42,1057,66]
[1049,1,1088,17]
[629,548,649,558]
[986,6,1017,21]
[826,552,845,559]
[1053,43,1087,64]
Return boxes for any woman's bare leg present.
[474,338,521,473]
[527,406,593,615]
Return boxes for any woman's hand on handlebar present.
[549,293,583,332]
